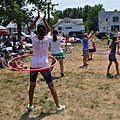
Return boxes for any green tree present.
[0,0,57,38]
[0,0,34,38]
[77,7,84,18]
[83,5,91,21]
[87,4,105,31]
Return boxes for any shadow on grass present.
[19,111,57,120]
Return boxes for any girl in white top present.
[27,10,65,113]
[50,30,65,77]
[88,33,96,60]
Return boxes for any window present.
[106,18,108,21]
[65,27,72,29]
[111,25,119,31]
[103,27,105,29]
[113,17,119,22]
[65,21,70,23]
[58,27,62,30]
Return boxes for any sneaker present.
[106,73,113,79]
[79,65,87,68]
[61,73,65,77]
[27,104,34,112]
[88,58,92,61]
[106,73,112,76]
[116,73,120,76]
[56,105,65,113]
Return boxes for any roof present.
[99,10,120,23]
[0,25,7,30]
[53,17,83,27]
[6,22,17,29]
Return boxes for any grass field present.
[1,40,120,120]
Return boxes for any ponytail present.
[53,35,57,42]
[52,30,58,42]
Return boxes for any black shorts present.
[109,55,117,62]
[89,49,95,52]
[30,70,53,84]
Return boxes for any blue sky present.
[52,0,120,11]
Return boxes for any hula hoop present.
[8,54,57,71]
[95,48,110,55]
[95,48,120,55]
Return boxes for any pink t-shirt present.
[30,32,50,68]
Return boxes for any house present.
[98,10,120,32]
[6,22,28,34]
[53,17,85,35]
[6,22,18,34]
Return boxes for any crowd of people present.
[0,36,32,68]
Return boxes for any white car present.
[21,32,31,41]
[13,32,32,43]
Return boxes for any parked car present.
[13,32,32,43]
[69,31,84,39]
[97,32,106,39]
[97,32,114,39]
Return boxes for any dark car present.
[69,31,84,39]
[97,32,114,39]
[97,32,106,39]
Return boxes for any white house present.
[99,10,120,32]
[6,22,18,34]
[53,17,85,35]
[6,22,29,34]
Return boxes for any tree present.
[87,4,105,31]
[83,5,91,21]
[0,0,57,38]
[0,0,34,39]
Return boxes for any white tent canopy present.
[6,22,17,29]
[0,25,7,30]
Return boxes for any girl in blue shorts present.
[27,10,65,113]
[107,37,120,76]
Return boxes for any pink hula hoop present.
[8,54,57,71]
[95,48,110,55]
[95,48,119,55]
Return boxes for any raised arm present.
[43,11,51,33]
[29,9,40,33]
[88,30,94,38]
[58,32,63,38]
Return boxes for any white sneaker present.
[56,105,65,113]
[27,104,34,112]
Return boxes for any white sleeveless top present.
[51,36,63,54]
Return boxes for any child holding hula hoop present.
[27,9,65,113]
[107,37,120,78]
[50,30,65,77]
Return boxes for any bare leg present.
[1,58,7,68]
[59,59,64,74]
[83,57,87,66]
[3,58,8,67]
[89,52,93,59]
[114,61,119,74]
[48,83,59,108]
[50,60,56,71]
[107,40,110,46]
[29,83,36,106]
[107,61,112,73]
